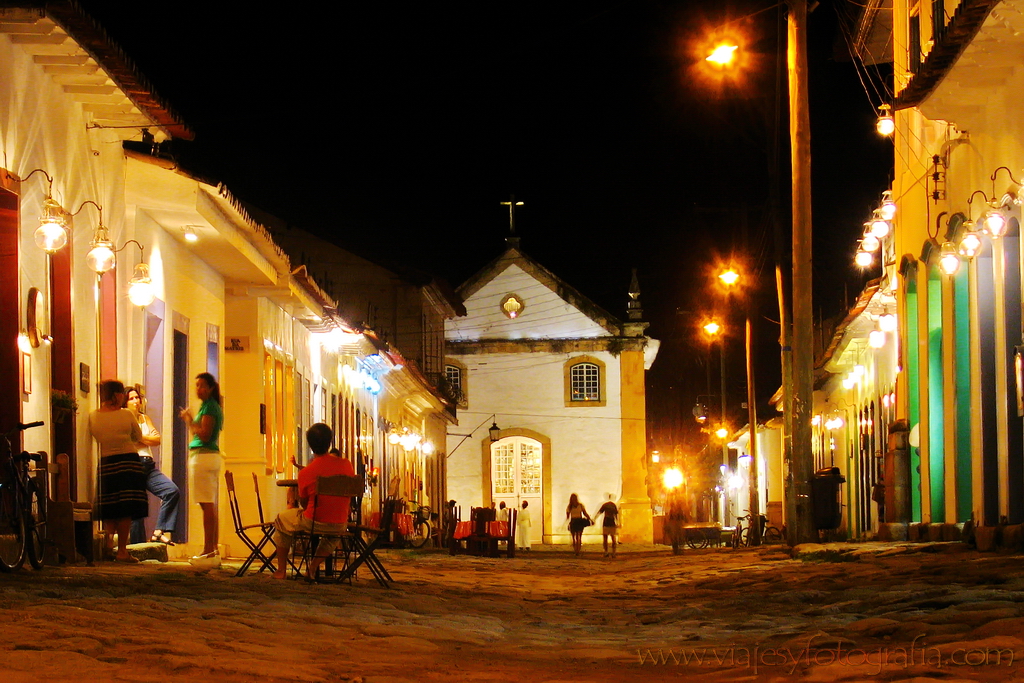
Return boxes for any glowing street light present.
[719,269,740,287]
[706,43,738,66]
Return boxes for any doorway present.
[490,436,542,543]
[172,327,189,541]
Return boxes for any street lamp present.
[702,1,817,544]
[702,316,729,525]
[706,43,738,66]
[716,267,761,546]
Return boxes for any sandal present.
[150,532,175,546]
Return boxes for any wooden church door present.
[491,436,542,543]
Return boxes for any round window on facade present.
[500,294,524,319]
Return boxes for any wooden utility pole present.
[746,315,761,544]
[788,0,816,544]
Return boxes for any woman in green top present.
[179,372,224,568]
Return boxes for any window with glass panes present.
[493,441,515,494]
[445,364,462,396]
[570,362,600,401]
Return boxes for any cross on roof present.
[500,195,524,235]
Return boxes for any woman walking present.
[180,372,224,568]
[566,493,592,556]
[126,385,179,545]
[89,380,147,563]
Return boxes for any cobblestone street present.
[2,542,1024,682]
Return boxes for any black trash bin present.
[810,467,846,530]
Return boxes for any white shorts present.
[188,449,223,503]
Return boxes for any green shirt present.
[189,398,224,451]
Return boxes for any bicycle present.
[731,511,784,548]
[407,504,432,549]
[0,421,47,571]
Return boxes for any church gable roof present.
[450,246,622,340]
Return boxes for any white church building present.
[444,239,660,544]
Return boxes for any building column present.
[618,348,653,543]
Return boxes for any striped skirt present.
[97,452,148,521]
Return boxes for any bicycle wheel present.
[763,526,783,544]
[0,483,26,571]
[26,481,45,570]
[408,520,431,549]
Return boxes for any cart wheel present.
[686,529,709,549]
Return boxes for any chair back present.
[251,472,268,524]
[311,474,363,526]
[225,470,244,532]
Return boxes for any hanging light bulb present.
[127,263,156,307]
[869,329,885,348]
[869,211,891,238]
[34,197,68,253]
[983,203,1007,237]
[959,221,982,258]
[878,191,897,220]
[861,234,880,252]
[876,104,895,136]
[86,223,116,273]
[182,225,199,243]
[855,250,874,268]
[938,241,961,276]
[879,314,897,332]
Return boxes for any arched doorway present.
[491,435,542,544]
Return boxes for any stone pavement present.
[2,541,1024,682]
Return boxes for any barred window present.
[570,362,600,401]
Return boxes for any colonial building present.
[0,2,454,562]
[444,239,659,544]
[809,281,899,539]
[855,0,1024,531]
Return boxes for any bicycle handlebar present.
[3,421,44,440]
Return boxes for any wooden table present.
[276,479,298,507]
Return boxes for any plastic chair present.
[225,470,276,577]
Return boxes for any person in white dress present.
[516,500,532,550]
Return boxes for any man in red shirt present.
[272,423,355,579]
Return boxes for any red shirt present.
[298,454,356,524]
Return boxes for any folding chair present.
[294,474,363,583]
[343,497,397,588]
[225,470,276,577]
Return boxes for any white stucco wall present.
[448,263,610,341]
[446,349,623,542]
[0,30,138,498]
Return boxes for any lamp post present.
[718,268,760,545]
[704,0,815,543]
[702,318,729,524]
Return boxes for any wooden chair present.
[226,470,276,577]
[294,474,363,583]
[343,497,398,587]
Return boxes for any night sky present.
[86,1,892,444]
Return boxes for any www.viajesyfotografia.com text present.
[636,635,1015,674]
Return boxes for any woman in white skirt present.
[180,372,224,568]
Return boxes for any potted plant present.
[51,390,79,424]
